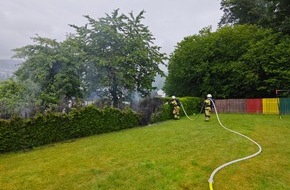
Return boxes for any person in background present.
[170,96,181,119]
[204,94,214,121]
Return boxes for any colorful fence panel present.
[262,98,279,114]
[279,98,290,114]
[214,100,229,113]
[214,98,288,114]
[246,99,263,114]
[215,99,246,113]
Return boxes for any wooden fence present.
[214,98,290,114]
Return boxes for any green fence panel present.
[279,98,290,114]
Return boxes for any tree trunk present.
[111,76,119,108]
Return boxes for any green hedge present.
[150,97,202,123]
[0,106,139,153]
[0,97,201,153]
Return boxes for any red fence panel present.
[246,99,263,113]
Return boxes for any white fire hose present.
[208,99,262,190]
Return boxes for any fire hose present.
[208,99,262,190]
[180,102,204,121]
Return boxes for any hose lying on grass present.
[180,102,204,121]
[208,99,262,190]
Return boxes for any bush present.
[139,97,165,125]
[150,97,202,123]
[0,97,201,153]
[0,106,139,153]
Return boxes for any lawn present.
[0,114,289,190]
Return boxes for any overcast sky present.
[0,0,223,60]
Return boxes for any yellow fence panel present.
[262,98,279,114]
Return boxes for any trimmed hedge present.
[0,106,139,153]
[0,97,201,153]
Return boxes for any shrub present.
[138,97,165,125]
[0,97,201,153]
[150,97,202,123]
[0,106,139,153]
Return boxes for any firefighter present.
[204,94,214,121]
[170,96,181,119]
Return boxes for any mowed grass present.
[0,114,289,190]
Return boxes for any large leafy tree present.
[13,35,85,108]
[267,0,290,34]
[219,0,267,25]
[163,25,290,98]
[71,9,166,107]
[12,9,166,110]
[219,0,290,35]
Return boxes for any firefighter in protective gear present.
[204,94,214,121]
[170,96,181,119]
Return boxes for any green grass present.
[0,114,289,190]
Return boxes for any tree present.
[0,79,22,118]
[266,0,290,34]
[240,31,290,96]
[0,79,40,118]
[12,9,166,110]
[219,0,267,26]
[219,0,290,35]
[164,25,290,98]
[13,35,86,109]
[71,9,167,107]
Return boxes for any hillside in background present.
[0,59,22,81]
